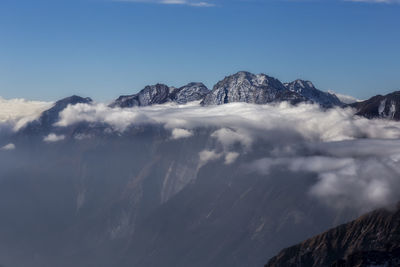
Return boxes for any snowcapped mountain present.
[201,71,307,105]
[110,82,209,108]
[351,91,400,120]
[1,71,399,267]
[110,72,345,108]
[284,79,343,108]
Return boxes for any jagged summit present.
[201,71,306,105]
[109,72,348,108]
[351,91,400,120]
[110,82,209,108]
[284,79,343,108]
[170,82,209,104]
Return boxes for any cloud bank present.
[0,97,53,131]
[53,102,400,212]
[249,139,400,212]
[2,99,400,212]
[56,102,400,142]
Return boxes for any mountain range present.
[17,71,400,136]
[0,71,399,267]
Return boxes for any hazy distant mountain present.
[265,204,400,267]
[351,91,400,120]
[21,95,92,134]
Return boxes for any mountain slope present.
[284,80,343,108]
[201,71,306,105]
[265,204,400,267]
[351,91,400,120]
[21,95,92,135]
[110,82,209,108]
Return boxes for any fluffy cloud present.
[224,152,239,165]
[56,102,400,142]
[44,133,66,143]
[249,139,400,212]
[6,99,400,212]
[198,150,222,167]
[1,143,15,151]
[0,97,53,131]
[171,128,193,140]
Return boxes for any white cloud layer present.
[249,139,400,212]
[56,102,400,142]
[2,99,400,212]
[0,97,53,131]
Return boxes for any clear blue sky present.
[1,0,399,101]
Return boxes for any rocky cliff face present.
[351,91,400,120]
[201,71,306,105]
[110,82,209,108]
[110,72,347,108]
[284,80,343,108]
[265,204,400,267]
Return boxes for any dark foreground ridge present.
[265,204,400,267]
[351,91,400,120]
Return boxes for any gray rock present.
[201,71,305,105]
[170,82,209,104]
[350,91,400,120]
[111,83,209,108]
[284,80,343,108]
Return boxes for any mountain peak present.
[351,90,400,120]
[201,71,303,105]
[285,79,342,108]
[110,82,209,108]
[21,95,92,134]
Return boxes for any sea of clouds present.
[1,98,400,212]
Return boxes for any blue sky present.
[0,0,399,101]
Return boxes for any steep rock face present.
[265,204,400,267]
[111,84,171,108]
[170,82,209,104]
[21,95,92,134]
[201,71,306,105]
[351,91,400,120]
[284,80,343,108]
[111,83,209,108]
